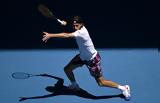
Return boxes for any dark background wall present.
[1,0,159,49]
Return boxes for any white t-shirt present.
[72,26,97,61]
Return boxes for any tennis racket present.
[38,4,65,25]
[12,72,41,79]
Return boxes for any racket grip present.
[57,19,66,25]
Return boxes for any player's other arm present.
[42,32,75,43]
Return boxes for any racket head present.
[12,72,33,79]
[38,4,56,19]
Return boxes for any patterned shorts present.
[85,53,103,78]
[70,53,103,78]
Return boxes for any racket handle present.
[57,19,66,25]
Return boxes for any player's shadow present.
[19,74,124,101]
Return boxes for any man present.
[42,16,131,100]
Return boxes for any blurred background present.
[1,0,159,49]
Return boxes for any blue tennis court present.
[0,49,160,103]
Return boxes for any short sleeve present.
[72,30,81,37]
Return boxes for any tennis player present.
[42,16,131,100]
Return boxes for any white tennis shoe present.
[122,85,131,101]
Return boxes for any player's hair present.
[72,16,83,24]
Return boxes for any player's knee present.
[97,81,104,87]
[96,79,105,87]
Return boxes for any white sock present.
[117,85,126,91]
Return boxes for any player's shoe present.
[122,85,131,101]
[68,83,80,91]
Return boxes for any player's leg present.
[91,63,131,100]
[87,63,120,88]
[92,65,131,100]
[95,76,131,101]
[87,53,131,100]
[91,64,131,101]
[95,76,119,88]
[64,64,77,83]
[64,54,84,90]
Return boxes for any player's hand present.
[42,32,51,43]
[61,20,67,26]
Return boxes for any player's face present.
[73,23,82,30]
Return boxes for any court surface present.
[0,49,160,103]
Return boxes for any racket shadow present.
[19,74,124,101]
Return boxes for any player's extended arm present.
[42,32,74,43]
